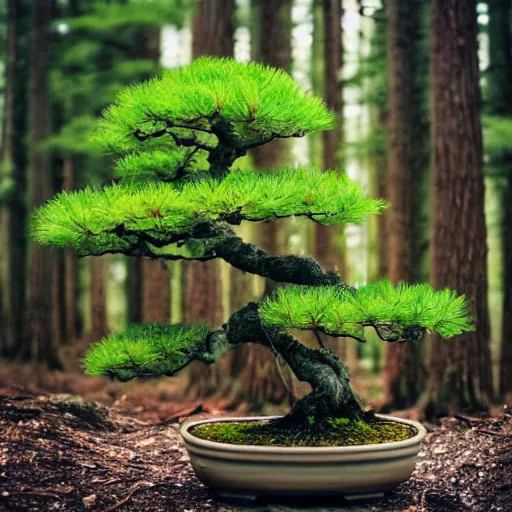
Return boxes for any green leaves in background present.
[63,0,192,33]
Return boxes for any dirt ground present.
[1,385,511,512]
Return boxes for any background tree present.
[315,0,344,272]
[425,0,492,417]
[485,0,512,400]
[228,0,295,408]
[47,0,188,344]
[381,0,429,410]
[185,0,235,398]
[128,19,171,327]
[0,0,29,357]
[27,0,62,367]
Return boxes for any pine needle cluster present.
[31,167,386,255]
[92,57,334,159]
[260,280,474,342]
[83,323,210,381]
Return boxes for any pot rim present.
[180,413,427,454]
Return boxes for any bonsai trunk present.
[225,302,364,424]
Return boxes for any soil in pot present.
[190,417,417,447]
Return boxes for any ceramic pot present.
[180,414,426,501]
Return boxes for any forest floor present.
[0,366,511,512]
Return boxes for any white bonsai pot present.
[180,414,426,501]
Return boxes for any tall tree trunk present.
[126,258,142,324]
[90,257,108,341]
[140,29,170,325]
[382,0,427,411]
[371,7,389,282]
[125,26,170,326]
[500,174,512,400]
[251,0,292,259]
[192,0,235,57]
[311,0,353,365]
[486,0,512,399]
[315,0,344,272]
[425,0,492,418]
[185,0,234,398]
[62,159,80,343]
[27,0,62,368]
[0,0,29,357]
[141,260,170,323]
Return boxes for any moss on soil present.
[190,417,416,447]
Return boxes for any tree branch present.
[166,130,216,152]
[242,130,306,151]
[132,127,216,152]
[210,235,346,287]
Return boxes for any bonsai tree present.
[32,57,474,427]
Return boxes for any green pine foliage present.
[31,167,386,255]
[260,280,474,342]
[83,323,210,381]
[113,148,200,181]
[30,54,475,399]
[93,57,334,158]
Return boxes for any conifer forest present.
[0,1,512,511]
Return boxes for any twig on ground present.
[102,481,155,512]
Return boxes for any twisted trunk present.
[209,302,364,423]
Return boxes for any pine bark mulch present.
[1,391,511,512]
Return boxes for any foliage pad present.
[92,56,334,160]
[31,168,386,255]
[260,280,474,342]
[83,323,211,381]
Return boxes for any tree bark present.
[250,0,293,258]
[221,302,364,423]
[315,0,344,272]
[63,159,80,343]
[126,258,142,325]
[425,0,492,417]
[192,0,235,58]
[90,257,108,342]
[500,177,512,399]
[0,0,29,357]
[141,259,170,323]
[382,0,427,411]
[126,25,170,326]
[486,0,512,399]
[27,0,62,368]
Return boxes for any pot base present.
[181,415,426,501]
[214,489,387,502]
